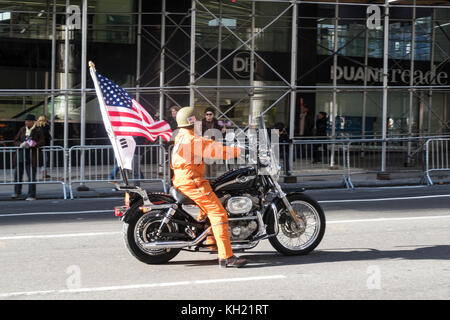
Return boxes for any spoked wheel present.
[268,193,326,255]
[123,201,181,264]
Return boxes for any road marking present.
[0,210,113,218]
[328,215,450,224]
[318,194,450,203]
[1,193,449,218]
[0,231,121,241]
[0,275,286,298]
[2,213,450,241]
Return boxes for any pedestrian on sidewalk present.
[12,114,45,200]
[36,115,52,179]
[298,105,314,159]
[313,112,328,163]
[274,122,292,176]
[167,106,180,132]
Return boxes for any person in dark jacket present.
[274,122,292,176]
[313,112,328,163]
[201,107,225,138]
[297,105,315,159]
[167,106,180,132]
[12,114,45,200]
[36,115,52,179]
[201,107,226,178]
[299,105,315,138]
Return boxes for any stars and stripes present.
[97,73,172,142]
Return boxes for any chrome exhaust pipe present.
[141,226,211,249]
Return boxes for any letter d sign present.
[366,5,381,30]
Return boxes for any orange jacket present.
[171,128,241,186]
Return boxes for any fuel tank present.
[211,167,257,193]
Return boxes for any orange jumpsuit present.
[171,128,241,259]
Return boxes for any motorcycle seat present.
[169,187,196,205]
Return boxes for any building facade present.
[0,0,449,145]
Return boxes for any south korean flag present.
[115,136,136,170]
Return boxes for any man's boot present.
[218,255,247,268]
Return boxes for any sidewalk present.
[1,170,449,201]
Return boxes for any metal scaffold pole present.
[64,0,70,188]
[380,0,390,174]
[159,0,166,176]
[249,1,256,125]
[288,0,298,180]
[189,0,196,107]
[136,0,142,102]
[362,25,369,140]
[330,0,339,169]
[160,0,166,119]
[216,0,223,113]
[50,0,56,170]
[428,9,436,134]
[407,0,416,166]
[78,0,89,191]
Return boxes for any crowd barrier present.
[424,138,450,185]
[278,140,352,188]
[275,137,438,189]
[0,146,67,199]
[68,144,167,199]
[1,136,449,199]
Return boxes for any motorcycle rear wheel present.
[123,201,181,264]
[268,193,326,256]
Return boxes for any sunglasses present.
[205,113,213,116]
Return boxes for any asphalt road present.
[0,185,449,300]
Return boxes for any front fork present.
[271,177,303,228]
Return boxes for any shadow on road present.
[169,245,450,268]
[239,245,450,268]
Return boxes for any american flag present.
[97,73,172,142]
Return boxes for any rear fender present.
[121,192,175,223]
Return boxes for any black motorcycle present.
[115,116,326,264]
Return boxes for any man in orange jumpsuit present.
[171,106,247,268]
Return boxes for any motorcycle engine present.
[220,194,260,241]
[229,220,258,241]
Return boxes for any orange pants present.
[175,179,233,259]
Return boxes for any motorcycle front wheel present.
[268,193,326,256]
[123,200,181,264]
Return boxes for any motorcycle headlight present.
[227,197,253,214]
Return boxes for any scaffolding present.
[1,0,450,176]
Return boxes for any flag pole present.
[89,61,131,187]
